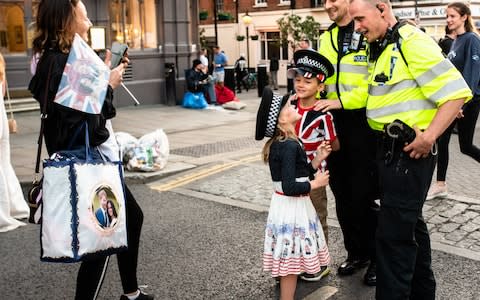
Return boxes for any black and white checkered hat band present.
[296,55,330,75]
[265,94,283,137]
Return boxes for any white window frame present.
[254,0,267,7]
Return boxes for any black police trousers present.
[376,135,436,300]
[327,109,379,261]
[75,185,144,300]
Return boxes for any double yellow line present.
[150,155,260,192]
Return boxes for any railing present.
[5,98,39,113]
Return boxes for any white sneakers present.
[426,183,448,200]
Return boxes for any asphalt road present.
[2,184,480,300]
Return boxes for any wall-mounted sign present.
[394,5,480,20]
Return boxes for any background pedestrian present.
[213,46,228,88]
[29,1,151,299]
[428,2,480,200]
[0,53,30,233]
[269,55,279,90]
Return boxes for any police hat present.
[287,50,334,82]
[255,87,289,140]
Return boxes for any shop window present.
[260,32,288,61]
[216,0,224,12]
[110,0,157,50]
[0,3,26,53]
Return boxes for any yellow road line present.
[151,155,260,191]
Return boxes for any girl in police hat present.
[256,86,332,299]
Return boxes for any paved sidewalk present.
[8,88,480,261]
[9,89,264,183]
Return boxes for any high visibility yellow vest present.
[366,24,472,131]
[319,23,369,109]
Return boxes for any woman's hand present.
[310,170,330,190]
[105,50,129,89]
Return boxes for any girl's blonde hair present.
[262,124,298,163]
[0,53,5,82]
[32,0,80,55]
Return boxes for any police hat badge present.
[287,50,334,82]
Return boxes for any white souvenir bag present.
[40,123,127,262]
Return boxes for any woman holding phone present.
[29,1,152,299]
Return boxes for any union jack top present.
[292,99,337,163]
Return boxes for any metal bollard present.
[257,64,268,97]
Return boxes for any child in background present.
[255,86,332,300]
[287,50,340,282]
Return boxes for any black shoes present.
[337,258,369,276]
[119,291,154,300]
[363,262,377,286]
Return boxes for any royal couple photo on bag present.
[93,185,120,229]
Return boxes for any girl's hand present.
[310,170,330,189]
[310,141,331,169]
[288,93,297,104]
[316,141,332,161]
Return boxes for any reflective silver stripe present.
[429,78,470,102]
[339,63,369,75]
[333,63,368,75]
[327,84,337,93]
[369,80,417,96]
[367,99,436,119]
[416,59,455,86]
[327,83,358,94]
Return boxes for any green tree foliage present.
[276,14,321,50]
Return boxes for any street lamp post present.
[242,12,252,71]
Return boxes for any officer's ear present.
[376,3,385,14]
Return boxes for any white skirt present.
[263,192,330,277]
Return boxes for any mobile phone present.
[110,42,128,69]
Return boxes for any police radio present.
[348,31,364,52]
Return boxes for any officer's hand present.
[457,109,464,119]
[314,99,342,112]
[403,126,434,159]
